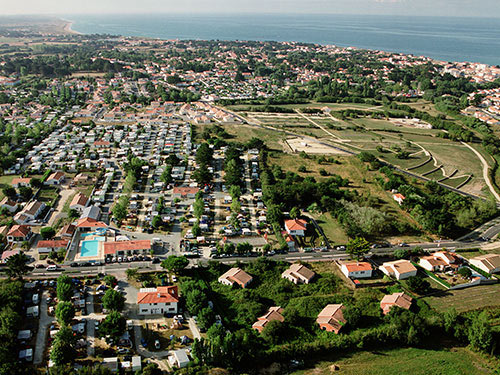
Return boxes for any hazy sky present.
[0,0,499,18]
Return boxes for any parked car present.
[46,265,58,272]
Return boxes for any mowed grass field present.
[424,283,500,312]
[292,347,497,375]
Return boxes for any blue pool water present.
[80,240,99,257]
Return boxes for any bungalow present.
[7,225,32,244]
[57,223,76,238]
[392,193,406,205]
[380,292,413,315]
[316,304,347,334]
[218,267,253,288]
[419,256,447,272]
[282,263,316,284]
[252,306,284,333]
[45,171,65,185]
[340,261,373,279]
[69,193,89,213]
[379,260,417,280]
[14,201,45,224]
[137,286,179,315]
[36,239,69,255]
[103,240,151,257]
[11,177,31,188]
[1,249,21,263]
[470,254,500,274]
[73,173,93,185]
[0,197,18,213]
[173,186,200,199]
[75,217,107,231]
[169,349,190,369]
[284,219,307,236]
[81,205,101,221]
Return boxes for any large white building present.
[137,286,179,315]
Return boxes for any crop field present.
[291,347,497,375]
[423,283,500,312]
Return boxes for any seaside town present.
[0,20,499,375]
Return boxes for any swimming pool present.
[80,240,99,257]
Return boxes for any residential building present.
[137,286,179,315]
[173,186,200,198]
[419,251,458,272]
[45,171,65,185]
[57,223,76,238]
[281,263,316,284]
[379,260,418,280]
[69,193,89,212]
[0,197,18,213]
[316,304,346,334]
[11,177,31,188]
[252,306,284,333]
[2,249,21,263]
[380,292,413,315]
[36,239,69,254]
[392,193,406,205]
[169,349,190,368]
[218,267,253,288]
[103,240,151,257]
[14,201,45,224]
[6,225,32,244]
[284,219,307,236]
[340,261,373,279]
[470,254,500,274]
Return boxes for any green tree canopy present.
[102,289,125,312]
[161,255,189,274]
[346,237,370,261]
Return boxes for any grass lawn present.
[423,283,500,312]
[312,212,349,245]
[0,174,17,200]
[291,347,497,375]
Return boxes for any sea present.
[68,14,500,66]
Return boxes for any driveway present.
[34,290,55,365]
[48,188,75,226]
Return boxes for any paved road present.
[86,293,95,357]
[34,291,55,365]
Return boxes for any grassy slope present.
[291,347,496,375]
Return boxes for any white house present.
[470,254,500,274]
[284,219,307,236]
[0,197,18,213]
[45,171,65,185]
[282,263,316,284]
[218,267,253,288]
[137,286,179,315]
[340,261,373,279]
[69,193,89,212]
[169,349,190,368]
[379,260,417,280]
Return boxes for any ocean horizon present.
[68,13,500,66]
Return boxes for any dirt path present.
[295,109,346,143]
[461,142,500,202]
[48,188,75,226]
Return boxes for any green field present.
[292,347,497,375]
[424,283,500,312]
[0,175,17,201]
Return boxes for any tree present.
[30,178,42,189]
[125,268,139,280]
[5,252,30,279]
[236,242,252,255]
[230,199,241,214]
[289,207,301,219]
[40,226,56,240]
[468,311,493,352]
[98,311,126,341]
[103,275,117,286]
[55,301,75,326]
[406,276,430,294]
[161,255,189,274]
[457,267,472,279]
[2,187,16,200]
[197,306,215,332]
[343,305,363,327]
[261,319,286,345]
[346,237,370,261]
[56,275,74,301]
[192,222,201,237]
[102,289,125,312]
[152,215,163,229]
[50,326,76,366]
[18,186,33,200]
[186,289,208,316]
[229,185,242,199]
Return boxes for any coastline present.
[60,18,82,35]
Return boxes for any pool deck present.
[74,234,106,263]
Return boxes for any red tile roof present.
[7,224,31,237]
[137,286,179,304]
[103,240,151,255]
[76,217,108,228]
[37,240,69,249]
[285,219,307,231]
[342,261,372,272]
